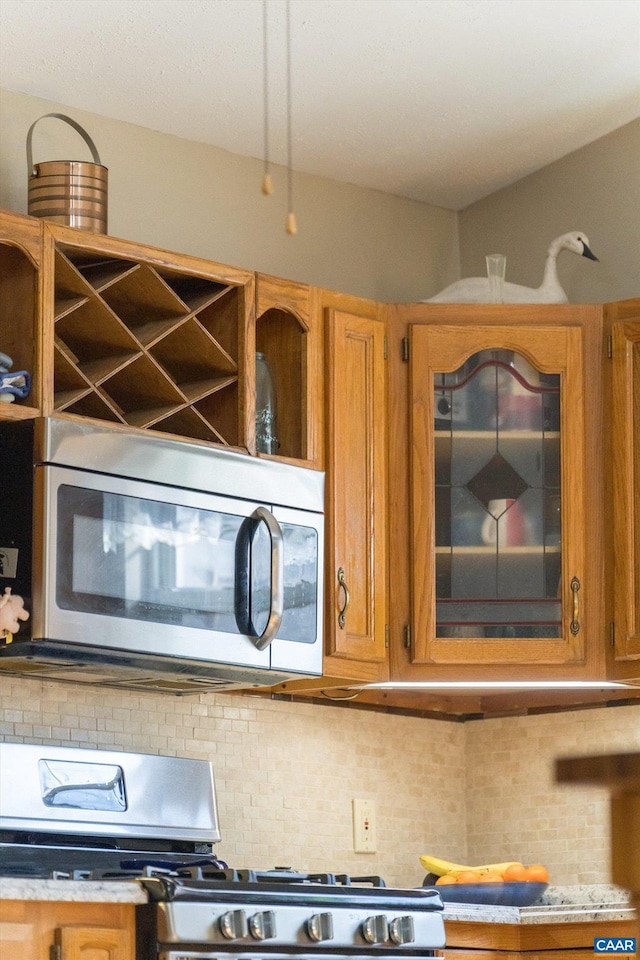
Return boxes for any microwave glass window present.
[279,523,318,643]
[56,485,318,641]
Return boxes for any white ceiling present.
[1,0,639,210]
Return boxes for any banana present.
[420,855,474,877]
[420,854,524,878]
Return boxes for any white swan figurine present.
[424,231,599,304]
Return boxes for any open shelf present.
[256,307,307,460]
[0,239,39,416]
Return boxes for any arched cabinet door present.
[410,318,589,667]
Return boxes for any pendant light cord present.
[261,0,297,232]
[285,0,297,234]
[261,0,273,195]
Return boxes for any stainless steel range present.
[0,744,445,959]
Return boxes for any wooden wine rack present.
[0,211,322,465]
[50,236,251,446]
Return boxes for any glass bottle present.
[255,352,279,454]
[485,253,507,303]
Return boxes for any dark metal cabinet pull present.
[337,567,350,629]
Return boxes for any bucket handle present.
[27,113,103,176]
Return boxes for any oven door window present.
[56,484,319,642]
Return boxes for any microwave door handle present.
[253,506,284,651]
[234,506,284,651]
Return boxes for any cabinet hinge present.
[385,624,390,648]
[383,336,388,360]
[50,945,62,960]
[607,334,613,359]
[401,337,410,363]
[403,624,411,649]
[610,622,616,647]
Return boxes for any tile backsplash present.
[0,677,466,888]
[1,676,638,887]
[465,704,640,885]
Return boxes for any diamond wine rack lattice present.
[52,245,245,445]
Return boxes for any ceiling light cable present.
[285,0,297,235]
[261,0,273,195]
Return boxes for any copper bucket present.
[27,113,108,234]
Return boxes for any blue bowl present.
[429,880,548,907]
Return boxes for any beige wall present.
[2,674,639,887]
[459,119,640,304]
[0,88,458,303]
[2,91,637,306]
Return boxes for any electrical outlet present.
[352,798,376,853]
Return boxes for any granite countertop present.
[0,878,635,922]
[443,884,635,925]
[0,877,148,903]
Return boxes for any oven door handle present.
[43,775,121,802]
[235,506,284,651]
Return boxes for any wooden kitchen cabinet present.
[323,294,388,674]
[442,915,639,959]
[608,299,640,679]
[0,210,257,450]
[0,899,135,960]
[53,924,131,960]
[259,295,640,711]
[411,314,589,667]
[271,290,390,695]
[0,211,331,470]
[441,943,638,958]
[385,302,611,684]
[2,206,639,712]
[254,273,323,468]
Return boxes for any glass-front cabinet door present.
[410,323,586,665]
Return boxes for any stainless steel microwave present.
[0,418,324,693]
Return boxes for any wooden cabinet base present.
[0,900,135,960]
[443,951,629,960]
[444,918,639,955]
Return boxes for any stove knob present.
[389,915,416,944]
[362,914,389,944]
[249,909,277,941]
[307,911,334,942]
[219,908,249,940]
